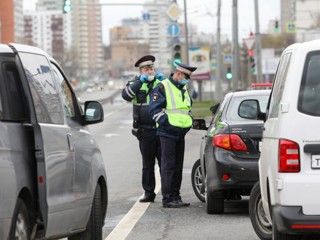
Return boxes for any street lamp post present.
[215,0,223,101]
[183,0,189,65]
[254,0,263,83]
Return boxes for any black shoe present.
[176,199,190,207]
[163,200,190,208]
[163,200,182,208]
[139,194,155,203]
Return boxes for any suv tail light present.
[213,134,247,151]
[279,139,300,172]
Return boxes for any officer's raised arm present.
[121,76,143,101]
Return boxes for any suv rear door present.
[13,46,76,237]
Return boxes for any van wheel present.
[191,159,205,202]
[69,184,103,240]
[249,182,272,240]
[10,199,31,240]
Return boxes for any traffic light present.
[63,0,71,13]
[226,66,232,80]
[274,20,279,33]
[172,44,182,67]
[250,57,256,73]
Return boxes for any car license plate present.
[311,155,320,169]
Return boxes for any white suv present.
[245,40,320,239]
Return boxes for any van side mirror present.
[83,101,104,125]
[193,118,208,130]
[238,99,266,121]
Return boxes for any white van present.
[241,40,320,239]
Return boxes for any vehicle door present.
[259,52,292,211]
[50,62,96,230]
[16,51,75,237]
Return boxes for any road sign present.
[143,12,150,21]
[286,22,296,33]
[168,22,180,37]
[166,2,182,21]
[223,54,233,64]
[243,38,255,50]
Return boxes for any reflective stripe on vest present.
[162,79,192,128]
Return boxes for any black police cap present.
[134,55,156,68]
[175,62,197,78]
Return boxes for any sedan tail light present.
[278,139,300,172]
[213,134,247,151]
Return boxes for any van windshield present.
[298,52,320,116]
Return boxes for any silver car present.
[0,43,108,240]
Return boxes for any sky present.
[23,0,280,45]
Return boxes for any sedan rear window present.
[226,94,269,121]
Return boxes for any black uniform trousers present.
[159,136,185,204]
[139,128,161,197]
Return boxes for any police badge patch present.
[153,93,158,101]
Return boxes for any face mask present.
[178,79,189,85]
[147,75,155,81]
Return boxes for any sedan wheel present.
[191,159,205,202]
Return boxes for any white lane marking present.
[105,167,161,240]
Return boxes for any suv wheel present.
[69,184,103,240]
[10,199,31,240]
[249,182,272,240]
[191,159,205,202]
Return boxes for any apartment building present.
[72,0,104,78]
[24,11,70,62]
[0,0,24,43]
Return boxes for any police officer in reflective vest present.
[122,55,164,203]
[149,62,197,208]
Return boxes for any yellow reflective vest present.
[132,80,160,105]
[161,79,192,128]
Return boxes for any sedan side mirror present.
[193,118,208,130]
[238,99,266,122]
[83,101,104,125]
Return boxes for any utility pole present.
[215,0,223,101]
[232,0,240,90]
[183,0,189,64]
[254,0,263,83]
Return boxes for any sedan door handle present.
[67,133,74,151]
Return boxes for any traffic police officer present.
[122,55,164,203]
[149,62,197,208]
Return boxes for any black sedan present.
[191,89,270,214]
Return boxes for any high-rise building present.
[280,0,295,34]
[72,0,104,79]
[36,0,62,11]
[281,0,320,42]
[142,0,171,73]
[0,0,24,43]
[24,11,69,62]
[296,0,320,42]
[110,24,150,74]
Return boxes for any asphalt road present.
[82,90,260,240]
